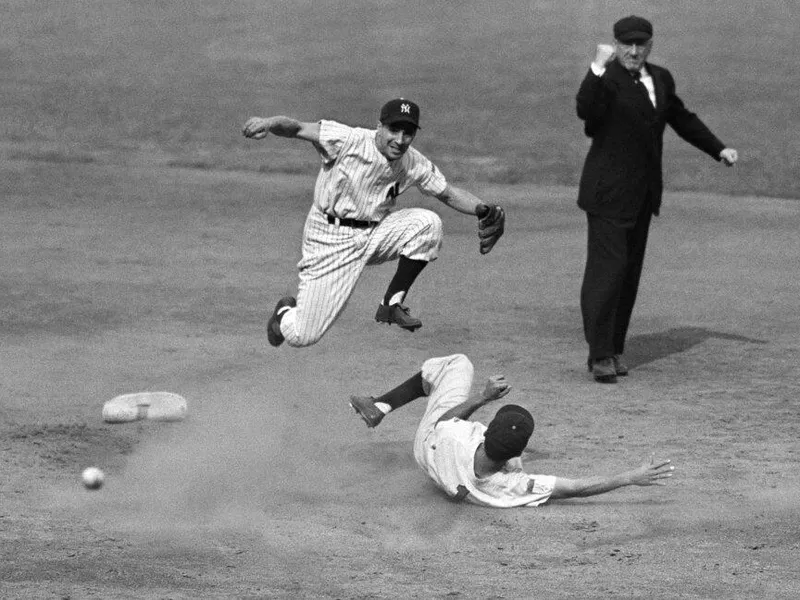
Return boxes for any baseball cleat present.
[375,303,422,331]
[349,395,385,428]
[591,357,618,384]
[267,296,296,347]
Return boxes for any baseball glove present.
[477,204,505,254]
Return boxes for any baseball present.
[81,467,105,490]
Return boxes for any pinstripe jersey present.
[313,120,448,222]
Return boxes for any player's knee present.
[403,208,442,238]
[451,353,472,366]
[283,316,325,348]
[405,210,443,258]
[420,210,443,241]
[286,336,316,348]
[286,329,324,348]
[449,353,473,375]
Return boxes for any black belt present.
[325,213,378,229]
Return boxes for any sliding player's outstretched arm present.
[550,453,674,500]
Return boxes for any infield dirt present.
[1,163,799,598]
[2,0,800,597]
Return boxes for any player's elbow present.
[284,326,325,348]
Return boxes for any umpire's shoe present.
[590,357,617,384]
[375,303,422,331]
[587,355,629,377]
[349,396,385,428]
[267,296,296,347]
[613,355,629,377]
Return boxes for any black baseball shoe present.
[590,357,618,384]
[613,355,629,377]
[349,396,385,428]
[375,303,422,331]
[267,296,296,347]
[588,355,628,377]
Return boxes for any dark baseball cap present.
[483,404,535,462]
[613,15,653,44]
[379,98,421,130]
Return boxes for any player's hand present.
[482,375,511,402]
[242,117,271,140]
[628,453,674,487]
[719,148,738,166]
[593,44,616,69]
[477,204,505,254]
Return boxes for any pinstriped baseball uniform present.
[279,120,447,347]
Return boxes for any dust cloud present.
[63,351,463,551]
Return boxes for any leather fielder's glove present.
[476,204,505,254]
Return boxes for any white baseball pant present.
[413,353,474,470]
[279,207,443,347]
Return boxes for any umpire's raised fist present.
[593,44,616,68]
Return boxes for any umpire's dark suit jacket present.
[576,60,725,221]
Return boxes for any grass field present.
[2,0,798,197]
[2,1,800,599]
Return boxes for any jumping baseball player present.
[350,354,674,507]
[242,99,505,348]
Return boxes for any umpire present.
[576,15,738,383]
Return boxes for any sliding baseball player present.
[350,354,674,507]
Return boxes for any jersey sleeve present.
[494,472,557,507]
[405,148,448,196]
[315,120,353,165]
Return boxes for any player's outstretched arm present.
[242,116,321,143]
[435,184,487,215]
[435,375,511,425]
[549,453,674,500]
[436,185,506,254]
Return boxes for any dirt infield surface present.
[1,162,798,599]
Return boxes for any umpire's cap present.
[483,404,534,462]
[380,98,421,130]
[613,15,653,44]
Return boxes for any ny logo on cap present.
[400,103,411,114]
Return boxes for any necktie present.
[631,70,654,107]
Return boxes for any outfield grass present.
[2,0,797,198]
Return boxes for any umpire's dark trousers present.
[580,201,653,361]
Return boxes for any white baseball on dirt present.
[81,467,105,490]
